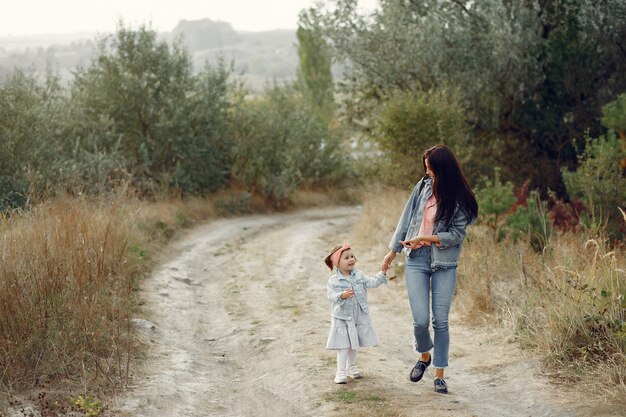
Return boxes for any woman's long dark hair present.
[423,145,478,224]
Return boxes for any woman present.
[382,144,478,394]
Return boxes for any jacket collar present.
[335,268,355,280]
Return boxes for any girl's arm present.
[327,281,343,303]
[327,279,353,302]
[361,271,388,288]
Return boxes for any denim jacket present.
[389,176,474,270]
[326,268,387,320]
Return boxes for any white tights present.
[336,348,357,373]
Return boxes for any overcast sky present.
[0,0,377,37]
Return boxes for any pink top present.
[416,194,438,247]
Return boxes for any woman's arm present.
[436,209,469,249]
[400,234,440,249]
[387,180,423,253]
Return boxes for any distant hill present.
[0,19,299,90]
[171,19,240,50]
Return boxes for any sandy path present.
[109,206,621,417]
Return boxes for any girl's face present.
[338,249,356,274]
[425,158,436,181]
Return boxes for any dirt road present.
[110,206,619,417]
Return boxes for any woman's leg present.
[430,267,457,370]
[405,251,433,354]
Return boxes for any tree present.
[230,81,346,206]
[371,87,476,185]
[315,0,626,194]
[602,93,626,171]
[562,132,626,239]
[0,70,66,209]
[296,8,335,124]
[69,23,233,194]
[602,93,626,138]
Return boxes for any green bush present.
[0,70,65,207]
[370,87,476,186]
[475,167,516,241]
[562,132,626,240]
[602,93,626,133]
[476,168,551,251]
[0,177,29,211]
[230,82,347,206]
[504,190,552,252]
[68,23,234,195]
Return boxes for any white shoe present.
[334,371,348,384]
[346,366,363,379]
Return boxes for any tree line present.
[307,0,626,238]
[310,0,626,189]
[0,23,346,210]
[1,1,625,236]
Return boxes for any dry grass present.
[459,231,626,402]
[0,191,225,396]
[513,236,626,390]
[353,185,626,403]
[0,185,353,402]
[0,196,137,394]
[352,184,409,260]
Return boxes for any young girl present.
[325,243,387,384]
[382,144,478,394]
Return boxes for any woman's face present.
[425,158,436,181]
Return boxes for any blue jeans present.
[405,246,457,368]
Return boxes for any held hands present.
[340,289,355,299]
[382,250,396,273]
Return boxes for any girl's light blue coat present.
[389,176,473,270]
[326,269,387,320]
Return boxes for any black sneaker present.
[434,378,448,394]
[409,355,431,382]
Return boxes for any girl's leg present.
[337,348,349,373]
[430,267,457,370]
[346,349,357,369]
[334,348,350,383]
[405,251,433,354]
[346,349,362,378]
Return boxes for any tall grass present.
[0,187,342,398]
[354,186,626,401]
[459,228,626,400]
[0,192,222,394]
[514,236,625,388]
[0,197,136,391]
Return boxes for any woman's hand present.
[382,250,396,272]
[400,236,426,250]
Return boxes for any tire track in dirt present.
[110,206,621,417]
